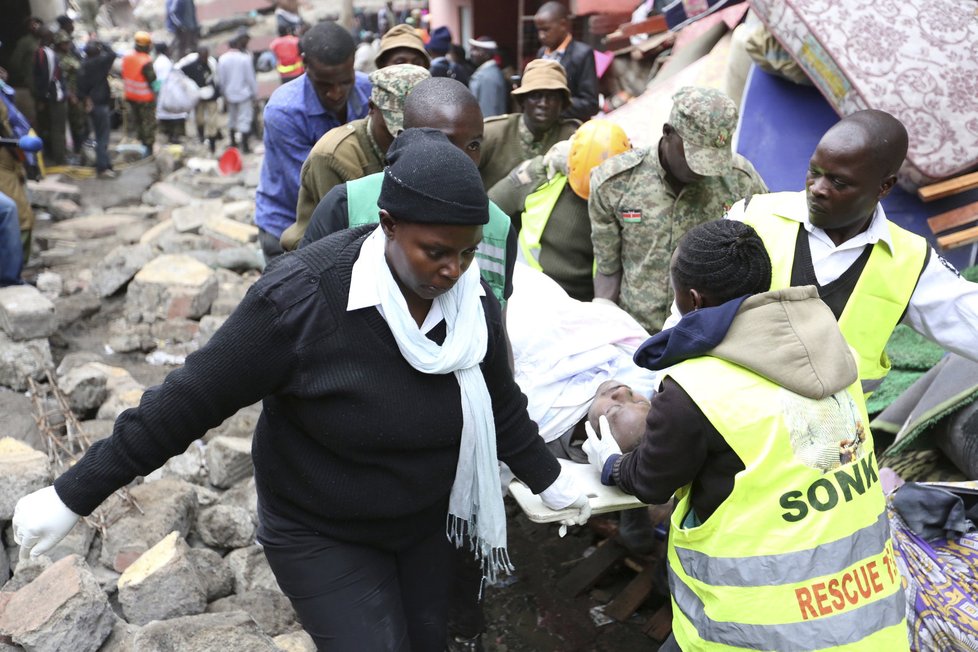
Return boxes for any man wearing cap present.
[33,29,67,166]
[53,30,87,162]
[427,26,468,84]
[478,58,580,189]
[283,63,429,250]
[254,21,371,262]
[589,86,767,332]
[122,31,158,155]
[218,32,257,153]
[534,1,599,121]
[490,120,630,302]
[375,24,430,70]
[467,37,507,119]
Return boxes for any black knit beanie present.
[378,128,489,225]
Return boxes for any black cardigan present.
[56,227,560,550]
[537,39,599,121]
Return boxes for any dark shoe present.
[208,138,217,155]
[241,133,250,154]
[229,131,237,148]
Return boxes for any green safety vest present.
[665,357,908,651]
[742,193,929,397]
[346,172,511,306]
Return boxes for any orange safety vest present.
[122,51,154,102]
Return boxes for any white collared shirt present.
[347,226,484,335]
[721,191,978,362]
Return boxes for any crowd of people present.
[8,3,978,652]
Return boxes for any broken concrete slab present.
[26,178,82,209]
[186,547,234,602]
[149,317,199,343]
[196,504,256,549]
[225,545,280,593]
[273,630,316,652]
[125,254,218,323]
[136,217,174,248]
[222,200,254,223]
[0,555,114,652]
[0,437,50,520]
[57,364,108,415]
[0,332,53,391]
[0,387,43,449]
[49,199,81,221]
[42,214,144,241]
[0,285,57,341]
[117,531,207,625]
[35,272,63,299]
[131,611,278,651]
[106,319,155,354]
[171,200,224,234]
[97,478,198,573]
[141,181,196,208]
[197,314,227,347]
[206,435,253,489]
[206,589,298,637]
[93,243,155,298]
[96,617,140,652]
[54,290,101,330]
[202,216,258,248]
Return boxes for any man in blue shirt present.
[255,21,371,262]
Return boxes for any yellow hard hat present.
[134,31,152,46]
[567,120,631,199]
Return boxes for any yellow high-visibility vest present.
[742,193,928,396]
[665,356,909,651]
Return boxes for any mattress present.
[751,0,978,189]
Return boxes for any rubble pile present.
[0,150,317,652]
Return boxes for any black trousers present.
[259,513,456,651]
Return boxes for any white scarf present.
[373,229,513,582]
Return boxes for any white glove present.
[543,139,570,180]
[12,486,81,560]
[539,469,592,534]
[583,415,623,472]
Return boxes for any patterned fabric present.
[752,0,978,187]
[367,64,429,136]
[588,147,767,332]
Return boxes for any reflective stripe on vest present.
[741,193,928,397]
[346,173,511,305]
[518,174,567,271]
[122,52,154,102]
[277,61,304,75]
[664,357,908,651]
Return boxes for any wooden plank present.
[557,538,628,596]
[604,563,656,622]
[937,225,978,250]
[918,171,978,202]
[644,602,673,641]
[928,201,978,235]
[620,15,668,37]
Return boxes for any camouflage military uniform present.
[59,51,90,153]
[589,148,767,332]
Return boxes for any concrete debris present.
[125,254,218,323]
[26,178,82,209]
[225,545,281,593]
[0,332,53,391]
[273,630,317,652]
[206,435,254,489]
[196,504,256,549]
[54,290,101,330]
[202,216,259,248]
[186,547,235,602]
[41,517,96,565]
[97,479,198,573]
[131,611,279,651]
[96,617,140,652]
[35,272,63,299]
[94,244,155,298]
[141,182,196,208]
[0,285,57,341]
[205,589,298,637]
[43,214,145,241]
[0,387,43,449]
[49,199,82,221]
[171,200,224,234]
[0,555,114,652]
[0,437,50,520]
[197,314,228,347]
[57,364,109,415]
[117,532,207,625]
[107,319,155,354]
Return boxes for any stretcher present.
[509,458,646,523]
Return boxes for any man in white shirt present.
[664,109,978,396]
[217,31,257,152]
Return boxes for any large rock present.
[93,243,155,297]
[125,255,218,323]
[0,285,56,341]
[132,611,278,651]
[26,178,81,208]
[0,555,114,652]
[57,364,108,415]
[196,504,256,549]
[222,200,254,223]
[206,589,298,637]
[206,435,253,489]
[0,332,52,391]
[171,200,223,233]
[141,181,195,208]
[0,387,42,449]
[117,531,207,625]
[35,272,62,299]
[91,363,145,421]
[186,547,234,601]
[97,479,198,573]
[273,630,316,652]
[42,517,96,564]
[159,441,207,485]
[96,617,140,652]
[202,216,258,248]
[225,545,280,593]
[106,319,154,354]
[0,437,50,520]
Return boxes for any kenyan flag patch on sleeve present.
[621,209,642,223]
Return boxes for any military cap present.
[375,24,430,68]
[369,64,430,136]
[669,86,738,177]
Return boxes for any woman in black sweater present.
[13,129,590,651]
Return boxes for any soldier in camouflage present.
[588,86,768,333]
[54,31,89,159]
